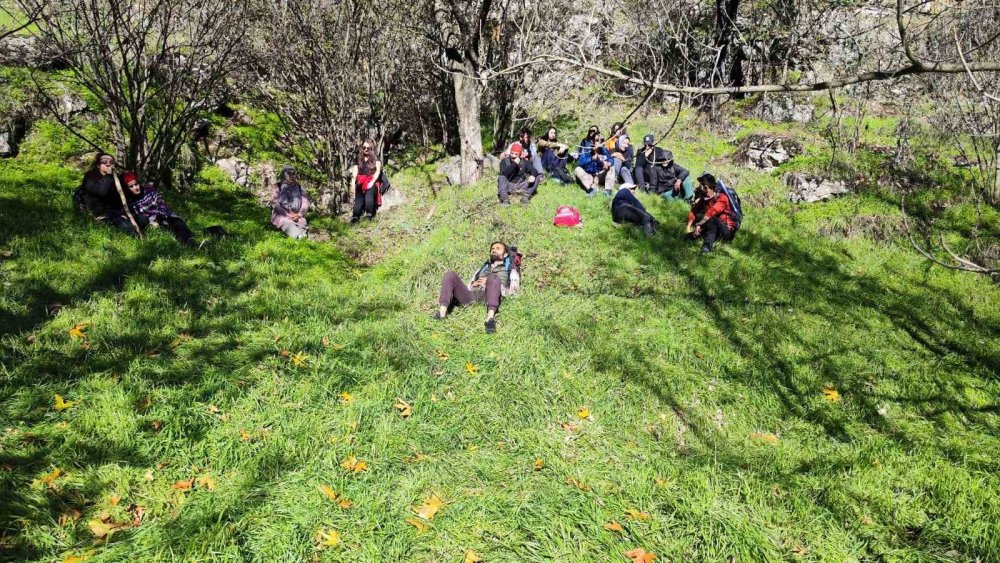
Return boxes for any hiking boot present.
[363,214,374,221]
[485,319,496,334]
[701,245,712,254]
[603,189,612,197]
[349,216,360,224]
[520,196,531,205]
[433,311,445,320]
[620,183,637,190]
[643,220,658,237]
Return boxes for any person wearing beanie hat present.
[123,172,198,246]
[635,134,657,191]
[497,141,537,205]
[611,182,659,237]
[648,148,693,201]
[609,134,635,186]
[574,133,615,197]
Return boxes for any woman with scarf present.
[348,139,386,222]
[269,166,309,239]
[72,153,140,235]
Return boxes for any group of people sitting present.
[498,123,740,252]
[73,153,199,246]
[74,139,394,243]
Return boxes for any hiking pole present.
[112,167,143,239]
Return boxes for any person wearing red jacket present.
[691,173,737,253]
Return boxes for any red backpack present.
[553,205,582,227]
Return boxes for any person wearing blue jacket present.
[574,134,616,196]
[611,183,659,236]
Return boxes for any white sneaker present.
[620,183,637,190]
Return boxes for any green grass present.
[2,117,1000,562]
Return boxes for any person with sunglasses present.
[349,139,386,222]
[72,152,141,235]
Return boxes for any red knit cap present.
[123,171,138,184]
[508,142,524,156]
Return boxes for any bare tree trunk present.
[993,144,1000,205]
[453,69,483,185]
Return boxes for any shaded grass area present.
[1,130,999,563]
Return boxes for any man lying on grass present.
[611,182,659,236]
[435,241,521,334]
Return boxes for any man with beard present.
[435,241,521,334]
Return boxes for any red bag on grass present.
[553,205,582,227]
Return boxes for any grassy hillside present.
[1,117,999,562]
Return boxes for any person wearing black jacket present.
[611,183,659,237]
[635,134,657,191]
[649,148,692,200]
[497,142,537,205]
[72,153,141,235]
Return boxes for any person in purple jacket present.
[123,171,197,245]
[270,166,309,239]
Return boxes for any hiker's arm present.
[349,165,358,190]
[368,161,382,191]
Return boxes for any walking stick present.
[112,168,143,239]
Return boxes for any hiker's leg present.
[574,167,593,192]
[522,178,539,202]
[482,274,501,320]
[681,176,694,201]
[351,187,365,220]
[636,164,648,190]
[280,222,307,239]
[438,270,473,317]
[556,157,573,183]
[364,187,378,217]
[163,214,194,243]
[620,165,635,185]
[601,168,616,191]
[531,154,544,177]
[110,214,141,237]
[701,216,726,251]
[613,204,650,228]
[498,176,512,203]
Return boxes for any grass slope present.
[1,135,999,562]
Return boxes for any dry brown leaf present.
[412,493,444,520]
[151,420,163,431]
[626,547,656,563]
[337,498,353,509]
[319,484,338,502]
[58,509,82,526]
[128,504,145,527]
[340,456,368,473]
[402,452,427,464]
[394,398,413,418]
[279,349,290,357]
[108,494,120,506]
[88,518,125,539]
[240,429,252,441]
[436,350,449,361]
[625,509,652,521]
[405,517,428,531]
[172,479,193,491]
[604,520,625,533]
[143,470,155,482]
[207,405,221,414]
[170,333,191,349]
[135,395,152,412]
[564,476,589,491]
[321,336,330,347]
[36,467,63,487]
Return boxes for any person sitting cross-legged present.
[611,182,659,237]
[498,142,537,205]
[435,241,521,334]
[649,149,692,201]
[270,166,309,239]
[123,171,198,246]
[574,135,615,197]
[690,173,737,253]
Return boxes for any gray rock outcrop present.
[740,134,802,171]
[785,173,851,203]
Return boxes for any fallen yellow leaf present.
[564,476,589,491]
[394,398,413,418]
[750,432,780,445]
[464,549,483,563]
[319,484,338,502]
[465,362,478,375]
[172,479,193,491]
[170,333,191,349]
[87,518,124,539]
[68,323,90,340]
[240,429,252,441]
[290,352,307,367]
[654,477,669,488]
[437,350,449,361]
[533,458,544,471]
[54,394,76,412]
[340,456,368,473]
[402,452,427,464]
[625,508,652,521]
[405,517,429,531]
[604,520,625,533]
[626,547,656,563]
[339,392,353,404]
[823,385,841,403]
[36,467,63,487]
[412,493,445,520]
[108,494,120,507]
[315,528,341,548]
[322,336,330,347]
[337,498,353,509]
[62,554,91,563]
[577,408,591,419]
[196,475,216,491]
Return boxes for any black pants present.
[635,163,654,191]
[158,214,194,243]
[702,216,733,250]
[352,187,379,219]
[612,204,658,236]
